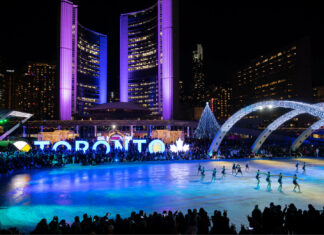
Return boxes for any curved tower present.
[59,0,107,120]
[77,24,107,116]
[120,0,178,120]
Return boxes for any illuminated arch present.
[291,119,324,151]
[208,101,324,154]
[251,103,324,153]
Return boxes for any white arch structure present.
[251,103,324,153]
[291,119,324,151]
[208,101,324,154]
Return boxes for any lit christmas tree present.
[194,102,220,139]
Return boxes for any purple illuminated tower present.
[60,0,107,120]
[120,0,178,120]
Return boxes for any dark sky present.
[1,0,324,93]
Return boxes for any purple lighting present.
[161,0,174,120]
[120,16,129,102]
[99,36,108,104]
[60,0,77,120]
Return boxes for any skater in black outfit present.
[232,162,236,175]
[197,163,202,175]
[245,163,249,172]
[211,168,217,182]
[221,166,226,178]
[236,164,243,176]
[293,174,302,192]
[302,162,306,174]
[277,173,283,192]
[255,169,261,189]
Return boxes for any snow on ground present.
[0,157,324,233]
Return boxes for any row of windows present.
[254,79,287,90]
[77,96,98,103]
[128,16,157,28]
[129,33,154,43]
[77,83,98,90]
[128,64,157,71]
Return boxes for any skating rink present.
[1,158,324,232]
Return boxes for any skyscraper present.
[60,0,107,120]
[231,37,312,113]
[120,0,179,120]
[192,44,206,107]
[16,63,56,120]
[209,86,232,120]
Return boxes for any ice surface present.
[0,158,324,232]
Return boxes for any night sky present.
[1,0,324,93]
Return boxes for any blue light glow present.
[112,140,123,150]
[92,140,110,154]
[34,141,50,150]
[52,141,72,151]
[133,139,146,152]
[75,140,89,153]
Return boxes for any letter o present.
[148,139,166,153]
[52,141,72,151]
[92,141,110,154]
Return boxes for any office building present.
[231,37,312,113]
[192,44,206,107]
[209,86,232,120]
[0,68,16,110]
[120,0,179,120]
[60,0,107,120]
[313,86,324,103]
[16,63,56,120]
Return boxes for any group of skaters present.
[197,161,306,192]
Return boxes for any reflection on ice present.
[0,158,324,233]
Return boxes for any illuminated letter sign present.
[34,141,50,150]
[133,139,146,152]
[112,140,123,150]
[124,136,132,151]
[92,140,110,154]
[148,139,166,154]
[52,141,72,151]
[32,138,183,153]
[75,140,89,153]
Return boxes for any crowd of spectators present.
[1,203,324,234]
[0,138,322,175]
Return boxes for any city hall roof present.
[88,102,148,111]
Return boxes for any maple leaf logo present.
[170,138,190,153]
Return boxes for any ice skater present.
[197,163,202,175]
[200,166,205,181]
[255,169,261,189]
[302,162,306,174]
[221,166,226,178]
[293,174,302,192]
[277,173,283,192]
[264,171,272,191]
[232,162,236,175]
[245,163,249,172]
[236,164,243,176]
[211,168,217,182]
[296,161,299,172]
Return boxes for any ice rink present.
[1,157,324,232]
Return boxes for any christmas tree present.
[194,102,220,139]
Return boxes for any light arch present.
[251,103,324,153]
[291,119,324,151]
[208,101,324,154]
